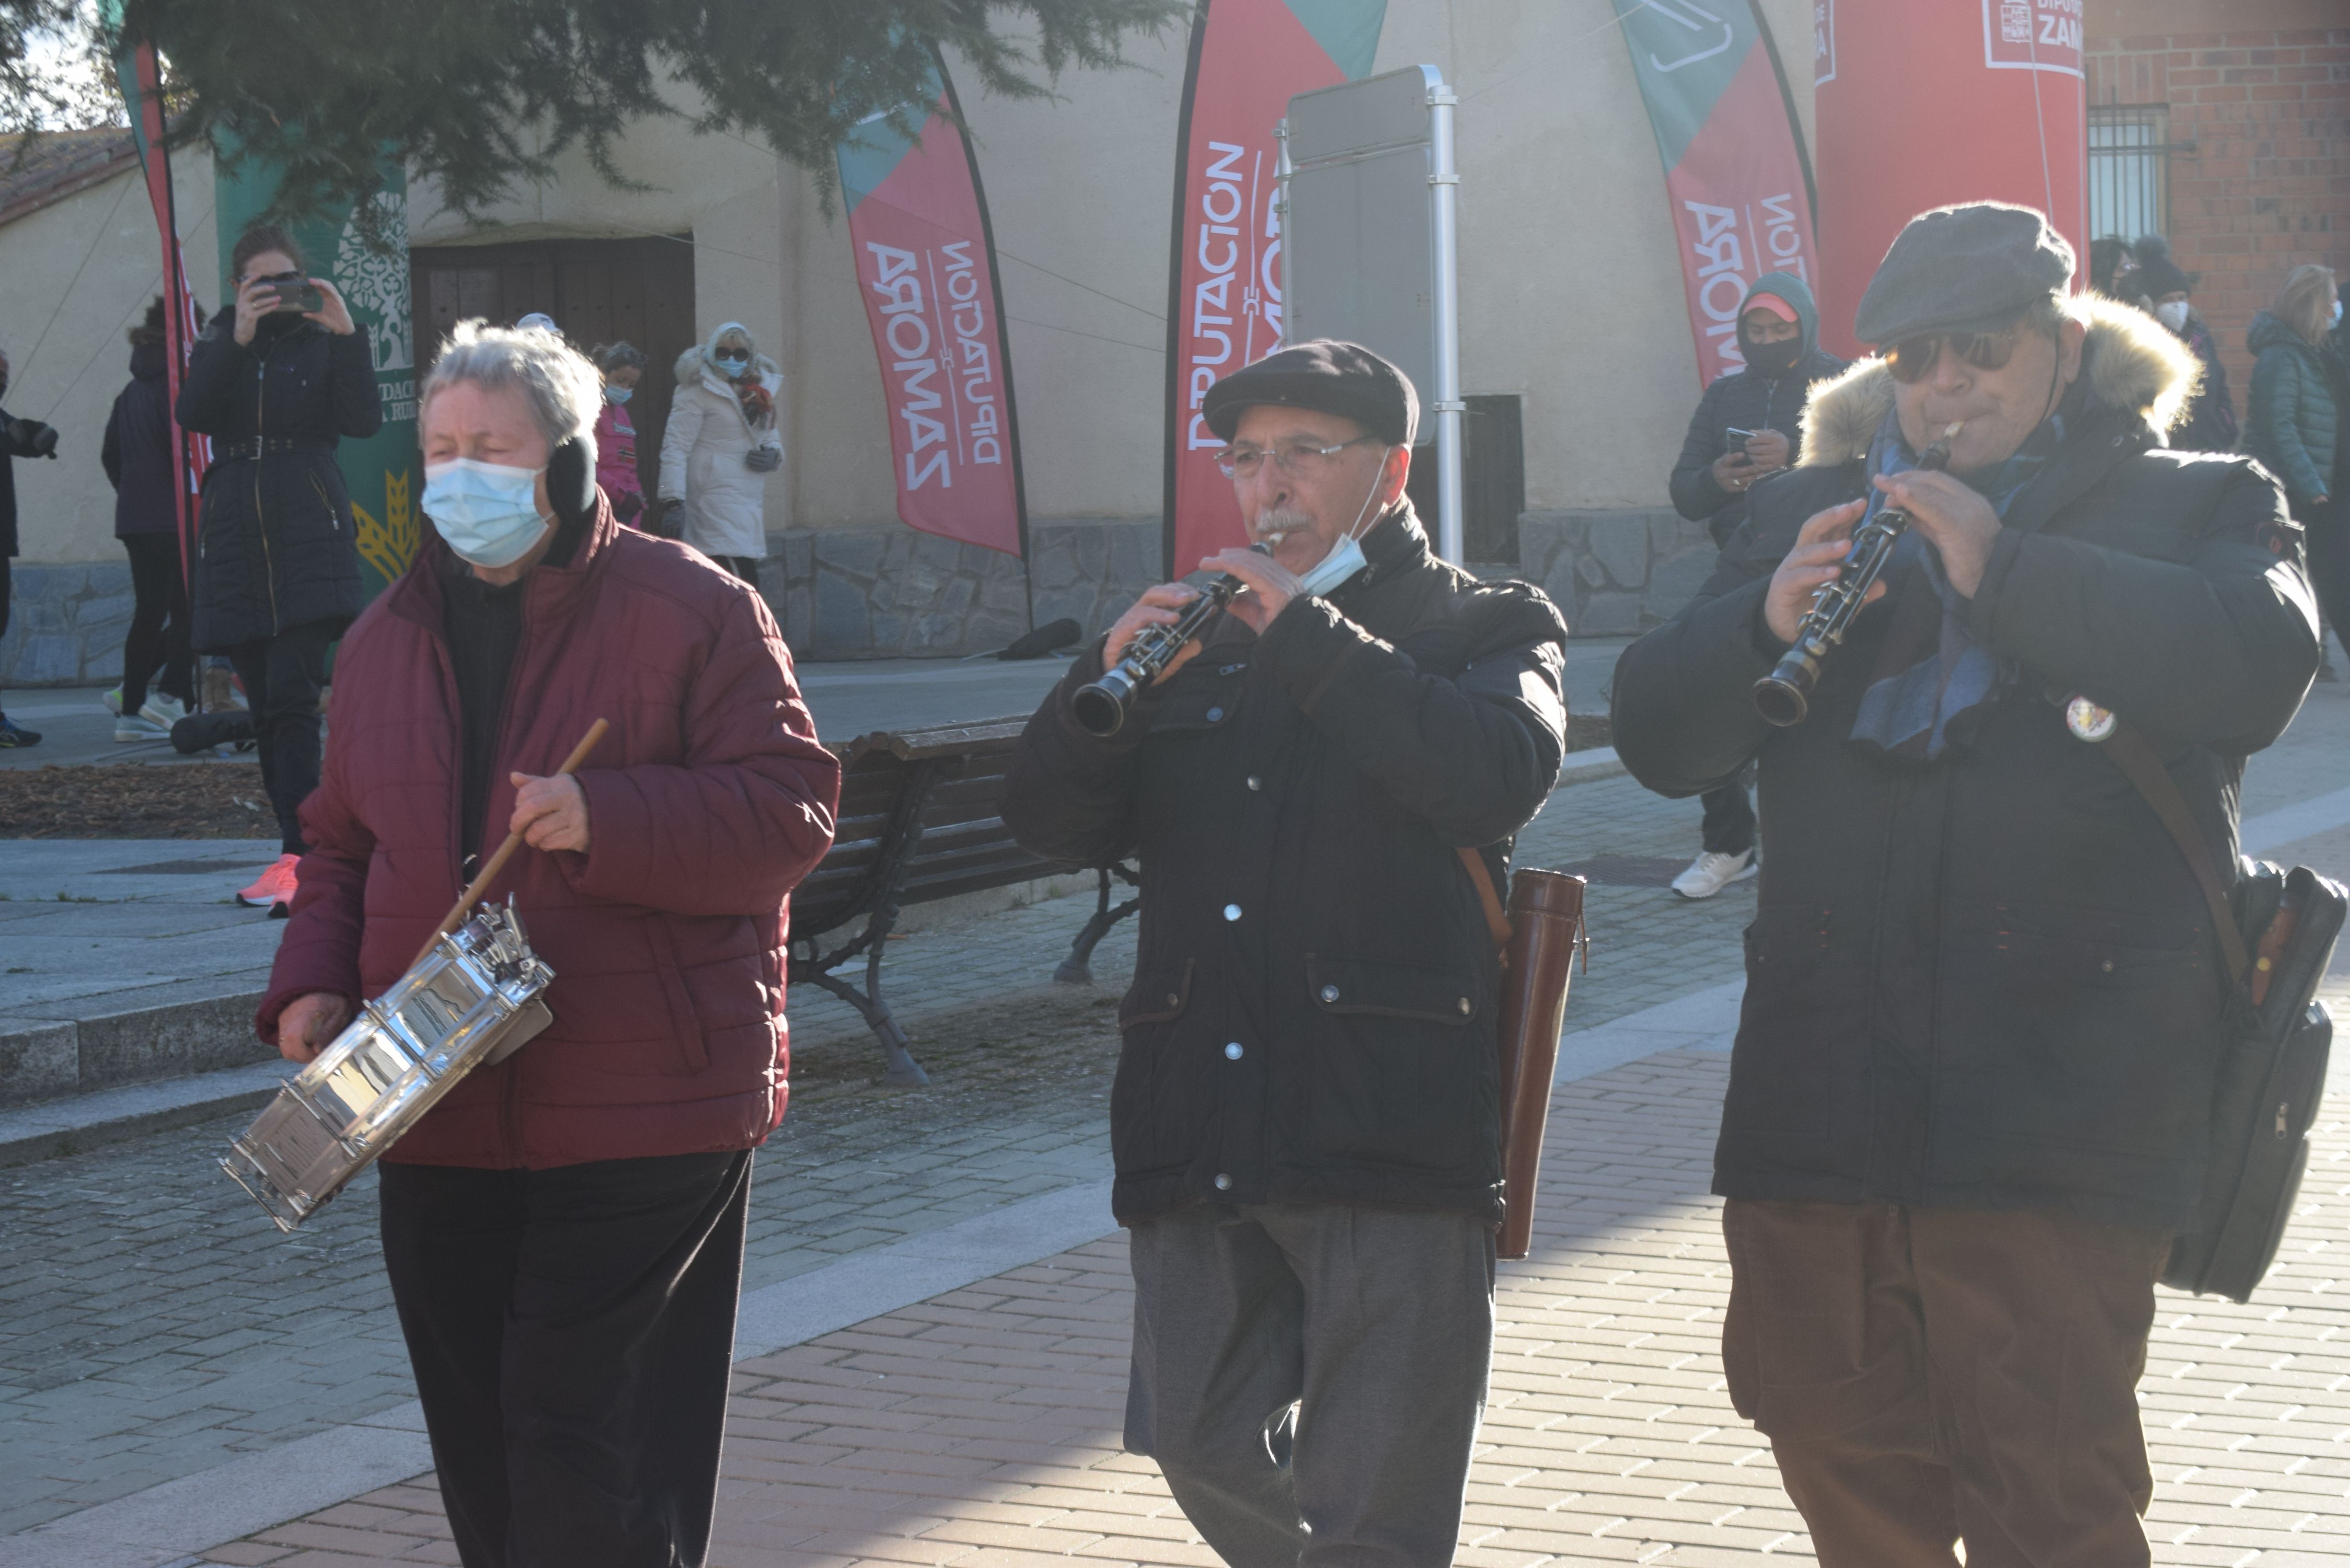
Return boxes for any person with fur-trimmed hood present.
[656,320,784,584]
[1612,204,2318,1564]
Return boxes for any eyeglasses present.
[1215,434,1378,480]
[1884,326,2021,384]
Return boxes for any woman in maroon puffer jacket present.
[259,320,838,1568]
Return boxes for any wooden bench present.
[787,717,1138,1087]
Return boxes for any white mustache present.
[1253,507,1314,543]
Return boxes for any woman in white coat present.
[658,321,784,583]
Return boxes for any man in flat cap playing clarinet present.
[1005,341,1569,1566]
[1614,203,2319,1562]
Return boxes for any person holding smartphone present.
[1662,272,1846,899]
[177,223,380,913]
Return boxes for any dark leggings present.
[224,621,336,857]
[1701,765,1757,857]
[121,533,194,714]
[2302,499,2350,655]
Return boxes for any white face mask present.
[2155,299,2191,333]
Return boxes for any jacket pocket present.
[1307,954,1477,1024]
[1120,959,1194,1029]
[1113,961,1194,1178]
[1301,952,1487,1172]
[1939,901,2220,1160]
[645,919,709,1073]
[1721,905,1863,1157]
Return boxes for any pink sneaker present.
[238,854,301,915]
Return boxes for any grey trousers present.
[1124,1203,1496,1568]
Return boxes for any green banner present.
[213,155,420,602]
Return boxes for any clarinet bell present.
[1754,639,1826,727]
[1072,665,1143,737]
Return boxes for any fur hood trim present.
[1797,294,2203,468]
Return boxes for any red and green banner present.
[1611,0,1821,388]
[837,53,1027,559]
[1161,0,1387,578]
[109,27,209,590]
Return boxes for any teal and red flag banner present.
[1161,0,1387,578]
[110,29,210,588]
[837,54,1027,559]
[1611,0,1821,388]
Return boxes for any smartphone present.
[267,283,324,315]
[1724,426,1758,456]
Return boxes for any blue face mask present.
[2335,299,2345,329]
[1292,452,1389,598]
[713,351,750,377]
[605,385,632,406]
[422,458,550,569]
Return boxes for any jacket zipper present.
[253,353,281,629]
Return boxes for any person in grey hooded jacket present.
[1663,271,1847,898]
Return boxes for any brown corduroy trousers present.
[1720,1198,2171,1567]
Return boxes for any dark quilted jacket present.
[257,497,840,1168]
[175,313,380,650]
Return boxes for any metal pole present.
[1427,72,1465,564]
[1274,117,1292,346]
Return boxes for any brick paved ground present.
[9,683,2348,1555]
[193,992,2350,1568]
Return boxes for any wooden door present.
[410,237,698,501]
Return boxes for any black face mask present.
[1742,335,1805,378]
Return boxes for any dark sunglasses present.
[1884,326,2021,383]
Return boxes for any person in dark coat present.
[101,297,199,741]
[1665,270,1846,898]
[2132,234,2238,454]
[2243,264,2344,671]
[262,321,840,1568]
[0,346,60,748]
[1612,203,2318,1564]
[1004,341,1569,1568]
[176,224,381,912]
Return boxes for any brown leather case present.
[1493,870,1586,1260]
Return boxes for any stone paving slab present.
[187,989,2350,1568]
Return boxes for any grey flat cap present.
[1853,203,2076,344]
[1201,339,1419,446]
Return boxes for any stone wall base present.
[1518,508,1719,637]
[0,519,1165,683]
[0,560,135,687]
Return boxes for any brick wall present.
[2084,21,2349,401]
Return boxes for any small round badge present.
[2065,695,2117,743]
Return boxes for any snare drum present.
[223,904,555,1230]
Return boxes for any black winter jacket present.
[102,342,178,539]
[1612,301,2319,1232]
[1004,507,1570,1226]
[1669,349,1848,549]
[176,313,381,650]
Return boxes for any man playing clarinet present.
[1005,341,1570,1567]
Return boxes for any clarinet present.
[1072,545,1269,737]
[1753,426,1960,728]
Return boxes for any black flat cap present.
[1201,339,1418,446]
[1853,202,2076,344]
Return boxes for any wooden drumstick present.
[414,718,609,966]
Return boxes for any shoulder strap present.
[2100,722,2250,985]
[1457,846,1514,953]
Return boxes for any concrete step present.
[0,1056,292,1167]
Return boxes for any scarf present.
[1846,408,2063,762]
[732,373,774,431]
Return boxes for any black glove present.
[613,491,644,524]
[651,498,684,540]
[6,417,58,458]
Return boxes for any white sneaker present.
[114,716,166,743]
[139,693,188,729]
[103,686,124,716]
[1672,848,1757,900]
